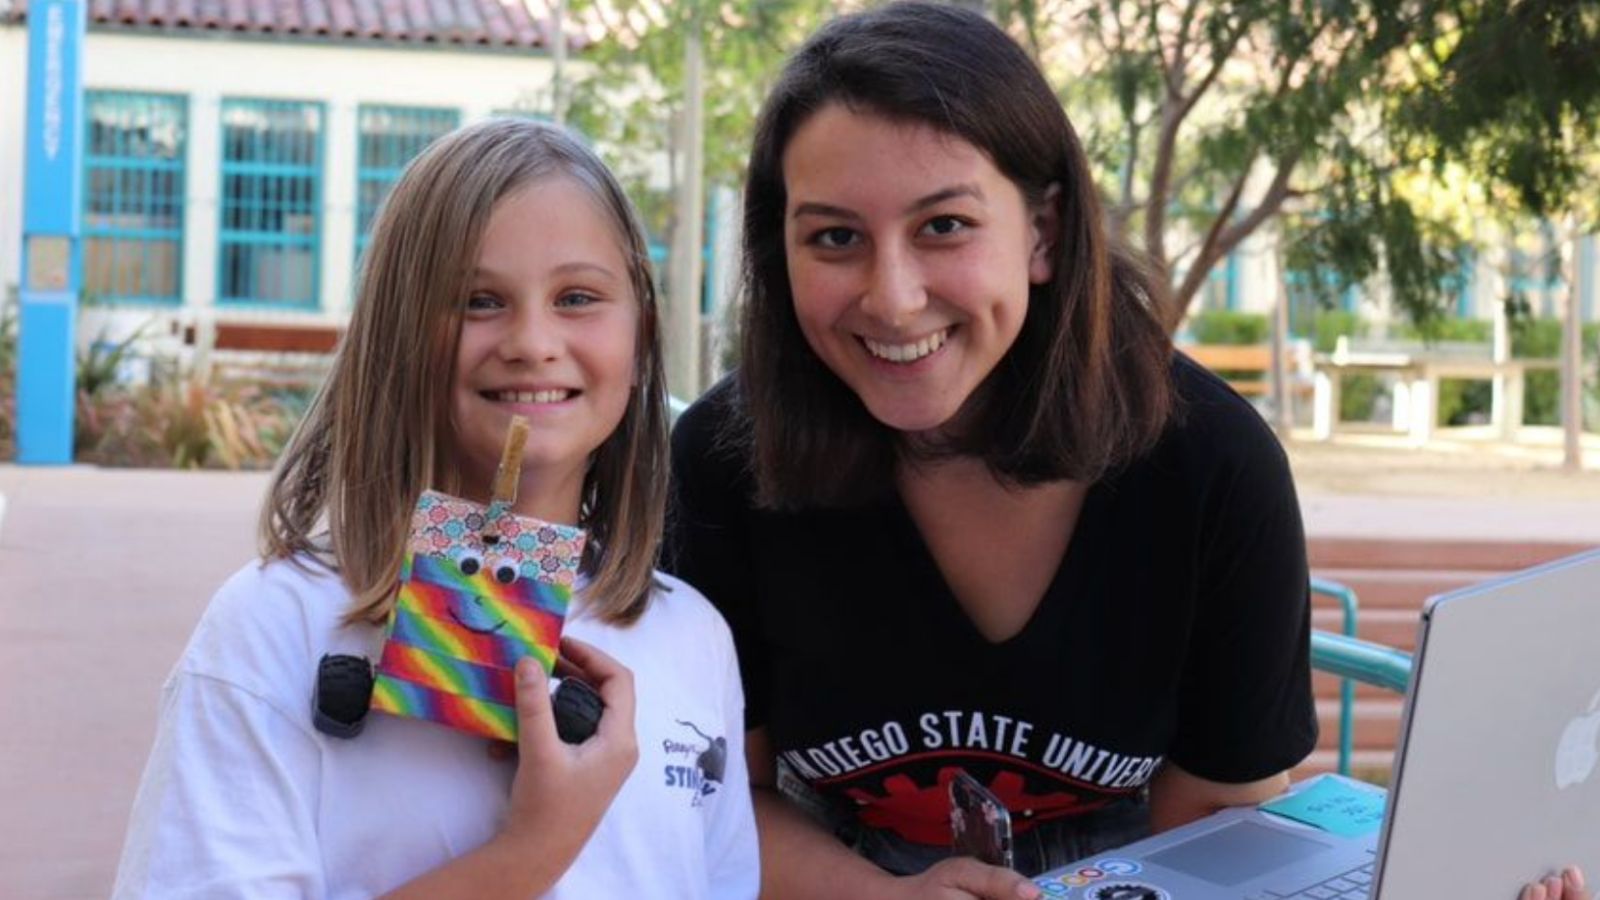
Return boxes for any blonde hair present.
[261,118,669,625]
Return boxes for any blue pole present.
[17,0,86,464]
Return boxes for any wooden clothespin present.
[484,416,530,543]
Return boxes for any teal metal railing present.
[1310,577,1360,775]
[1309,630,1413,697]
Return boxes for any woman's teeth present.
[864,329,948,363]
[492,389,573,403]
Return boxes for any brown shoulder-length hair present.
[261,118,669,626]
[739,0,1174,508]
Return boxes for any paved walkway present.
[1,447,1598,898]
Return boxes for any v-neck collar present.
[883,477,1109,652]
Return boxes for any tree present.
[566,0,839,240]
[569,0,1598,342]
[1392,0,1600,465]
[995,0,1598,328]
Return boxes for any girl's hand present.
[497,637,639,865]
[882,857,1042,900]
[1521,866,1589,900]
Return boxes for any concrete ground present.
[2,435,1599,898]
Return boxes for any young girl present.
[113,119,758,898]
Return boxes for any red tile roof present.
[1,0,596,49]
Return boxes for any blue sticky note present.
[1260,776,1387,838]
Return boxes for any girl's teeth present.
[866,329,948,363]
[498,390,571,403]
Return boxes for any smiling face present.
[781,104,1057,436]
[450,176,639,524]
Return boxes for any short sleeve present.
[664,383,771,730]
[112,671,325,899]
[1165,408,1320,783]
[701,622,761,897]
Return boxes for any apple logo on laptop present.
[1555,686,1600,790]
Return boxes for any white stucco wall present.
[2,26,562,339]
[0,26,28,300]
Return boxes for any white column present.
[0,31,27,295]
[1392,378,1412,431]
[1491,241,1516,440]
[1408,375,1435,445]
[1312,370,1340,441]
[183,91,222,375]
[319,98,358,317]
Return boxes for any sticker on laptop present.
[1086,883,1170,900]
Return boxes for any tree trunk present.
[666,27,705,402]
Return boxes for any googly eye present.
[494,563,517,584]
[458,555,482,576]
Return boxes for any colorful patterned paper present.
[371,490,586,741]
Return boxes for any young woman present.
[113,119,757,899]
[665,4,1587,900]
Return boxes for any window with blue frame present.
[356,105,460,262]
[83,91,187,305]
[218,99,324,308]
[1509,226,1560,318]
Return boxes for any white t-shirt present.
[112,556,759,899]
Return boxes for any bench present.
[181,321,344,354]
[177,319,345,386]
[1311,336,1560,443]
[1179,343,1274,396]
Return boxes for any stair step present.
[1308,538,1595,572]
[1311,607,1423,652]
[1312,670,1410,701]
[1292,749,1394,784]
[1311,569,1488,610]
[1314,697,1403,751]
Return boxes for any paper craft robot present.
[369,417,586,741]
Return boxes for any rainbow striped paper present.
[371,490,586,741]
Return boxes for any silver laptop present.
[1030,548,1600,900]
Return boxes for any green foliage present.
[1340,373,1384,424]
[76,318,153,404]
[1394,0,1600,222]
[76,376,301,470]
[1009,0,1598,327]
[0,287,16,460]
[1392,317,1493,344]
[1306,310,1367,354]
[1437,378,1493,426]
[1187,310,1269,345]
[566,0,835,239]
[1509,319,1600,427]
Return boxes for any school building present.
[0,0,592,345]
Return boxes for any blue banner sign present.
[18,0,86,464]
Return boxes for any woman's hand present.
[880,857,1042,900]
[1520,866,1588,900]
[497,637,639,863]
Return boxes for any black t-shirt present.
[664,357,1318,846]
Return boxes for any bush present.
[0,291,15,461]
[1340,373,1384,424]
[1307,310,1366,354]
[1393,317,1493,344]
[77,377,300,469]
[1187,310,1269,345]
[0,291,306,467]
[1508,319,1599,428]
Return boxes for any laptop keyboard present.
[1277,861,1373,899]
